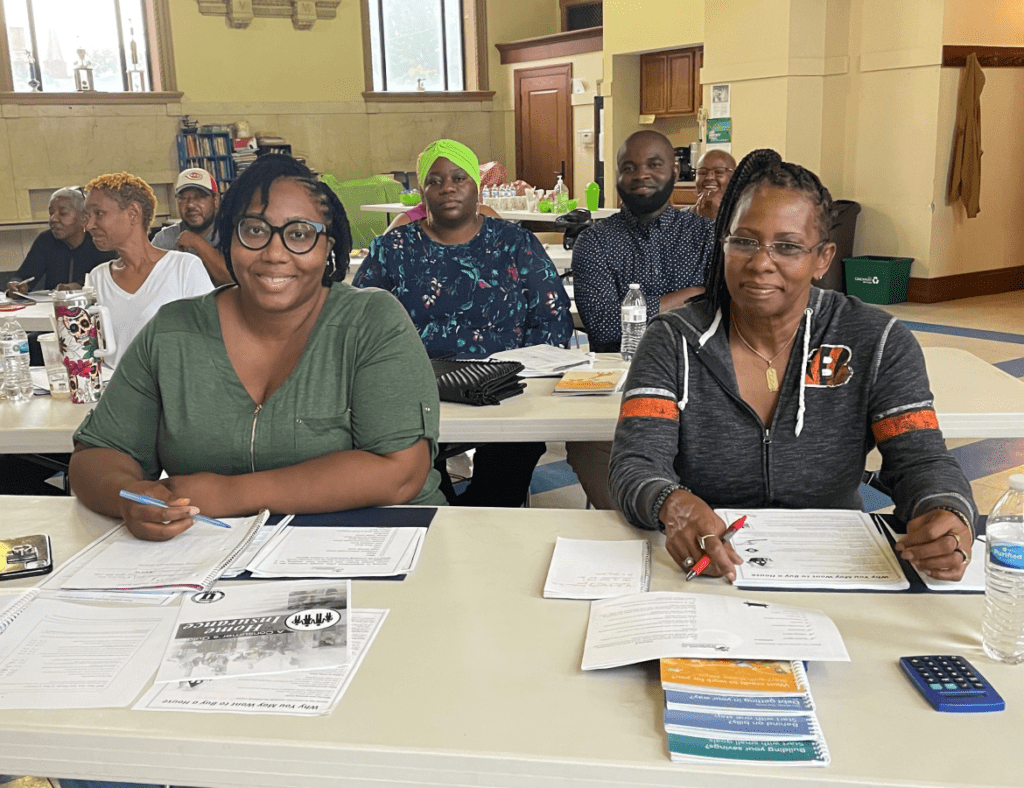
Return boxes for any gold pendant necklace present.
[731,316,800,392]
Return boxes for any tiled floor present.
[527,291,1024,515]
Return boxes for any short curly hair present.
[85,172,157,227]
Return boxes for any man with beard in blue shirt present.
[573,130,714,354]
[568,130,715,509]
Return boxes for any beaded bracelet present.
[652,483,689,533]
[932,505,976,542]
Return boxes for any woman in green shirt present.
[70,155,445,541]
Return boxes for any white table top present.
[0,497,1018,788]
[0,299,54,332]
[360,202,619,222]
[2,347,1022,455]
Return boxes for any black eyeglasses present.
[236,216,327,255]
[723,236,828,263]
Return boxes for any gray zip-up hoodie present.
[609,287,976,531]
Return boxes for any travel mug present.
[52,288,116,404]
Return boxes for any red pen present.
[685,515,747,581]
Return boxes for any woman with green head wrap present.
[354,138,574,508]
[383,140,499,232]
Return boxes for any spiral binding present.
[0,588,39,634]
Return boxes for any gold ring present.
[948,531,961,549]
[697,533,715,550]
[955,548,970,566]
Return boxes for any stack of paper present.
[246,525,427,578]
[151,579,352,684]
[49,511,270,594]
[660,658,830,766]
[721,509,909,591]
[543,537,650,599]
[488,344,593,377]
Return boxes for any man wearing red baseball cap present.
[152,167,230,284]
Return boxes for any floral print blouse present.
[354,217,573,358]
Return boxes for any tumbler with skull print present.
[52,287,116,404]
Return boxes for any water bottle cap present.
[1009,474,1024,492]
[629,283,640,289]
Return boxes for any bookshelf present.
[176,131,236,193]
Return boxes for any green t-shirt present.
[74,283,445,506]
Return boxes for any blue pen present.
[118,489,232,529]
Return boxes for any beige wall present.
[943,0,1024,45]
[498,50,602,196]
[928,1,1024,280]
[601,0,704,187]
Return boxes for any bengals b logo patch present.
[805,345,853,387]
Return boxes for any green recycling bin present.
[843,256,914,305]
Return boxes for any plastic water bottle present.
[0,319,33,402]
[982,474,1024,664]
[620,284,647,362]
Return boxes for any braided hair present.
[215,154,354,286]
[701,148,834,315]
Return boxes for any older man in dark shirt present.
[572,130,714,354]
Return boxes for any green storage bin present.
[843,256,914,305]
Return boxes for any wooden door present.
[515,64,573,195]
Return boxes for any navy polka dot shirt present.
[571,205,715,351]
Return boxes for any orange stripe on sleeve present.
[872,409,939,443]
[619,397,679,422]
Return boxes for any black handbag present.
[553,208,594,250]
[430,358,526,406]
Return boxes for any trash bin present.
[817,200,860,293]
[843,256,914,305]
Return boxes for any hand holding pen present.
[119,490,231,529]
[116,486,231,541]
[686,516,747,581]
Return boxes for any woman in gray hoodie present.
[609,149,975,583]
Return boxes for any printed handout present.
[722,509,909,590]
[581,591,849,670]
[247,526,426,578]
[136,609,387,716]
[153,579,351,684]
[0,595,176,709]
[543,537,651,599]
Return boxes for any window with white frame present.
[366,0,465,92]
[2,0,153,93]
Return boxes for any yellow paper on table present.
[553,369,626,396]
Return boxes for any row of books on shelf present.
[659,658,831,767]
[183,157,234,182]
[180,134,232,158]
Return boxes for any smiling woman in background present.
[70,154,443,541]
[354,138,573,507]
[610,148,976,582]
[83,172,215,367]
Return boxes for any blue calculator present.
[899,656,1005,713]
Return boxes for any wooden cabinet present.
[670,183,698,207]
[640,46,703,118]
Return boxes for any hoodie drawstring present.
[679,309,723,413]
[795,307,813,437]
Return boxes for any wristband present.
[652,483,689,532]
[932,505,976,542]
